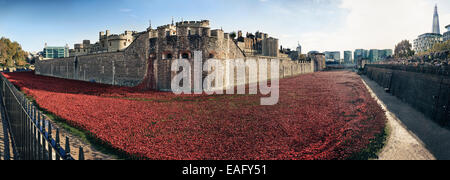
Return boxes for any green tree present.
[6,58,15,67]
[394,40,414,58]
[0,42,6,65]
[0,37,29,67]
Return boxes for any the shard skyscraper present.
[432,4,440,34]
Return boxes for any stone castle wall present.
[36,32,150,86]
[153,55,314,91]
[35,29,315,91]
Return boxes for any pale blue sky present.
[0,0,449,54]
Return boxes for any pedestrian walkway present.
[0,97,12,160]
[0,111,7,160]
[362,75,450,160]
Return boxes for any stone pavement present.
[362,75,450,160]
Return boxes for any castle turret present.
[211,29,224,39]
[99,31,105,40]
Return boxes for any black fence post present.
[79,147,84,160]
[65,137,71,158]
[47,120,52,160]
[55,129,60,160]
[41,115,46,160]
[37,111,41,160]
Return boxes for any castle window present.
[109,42,112,46]
[124,42,127,46]
[188,30,191,36]
[167,53,173,59]
[209,53,215,58]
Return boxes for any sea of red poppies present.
[3,71,386,160]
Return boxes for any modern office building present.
[363,50,369,59]
[354,49,368,62]
[369,49,379,62]
[324,51,340,62]
[444,24,450,42]
[378,49,393,60]
[344,51,352,64]
[354,48,391,63]
[414,33,443,53]
[43,44,70,59]
[414,5,443,53]
[368,49,393,62]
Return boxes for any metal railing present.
[0,73,84,160]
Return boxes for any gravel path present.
[361,76,436,160]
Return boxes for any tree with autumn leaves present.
[429,40,450,53]
[0,37,28,68]
[394,40,415,58]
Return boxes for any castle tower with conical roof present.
[432,4,440,34]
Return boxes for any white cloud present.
[297,0,450,54]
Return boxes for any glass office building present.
[43,45,69,59]
[413,33,443,53]
[344,51,352,64]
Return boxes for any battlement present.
[109,33,135,40]
[211,29,224,39]
[99,30,137,40]
[157,24,176,29]
[176,20,210,27]
[74,44,84,49]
